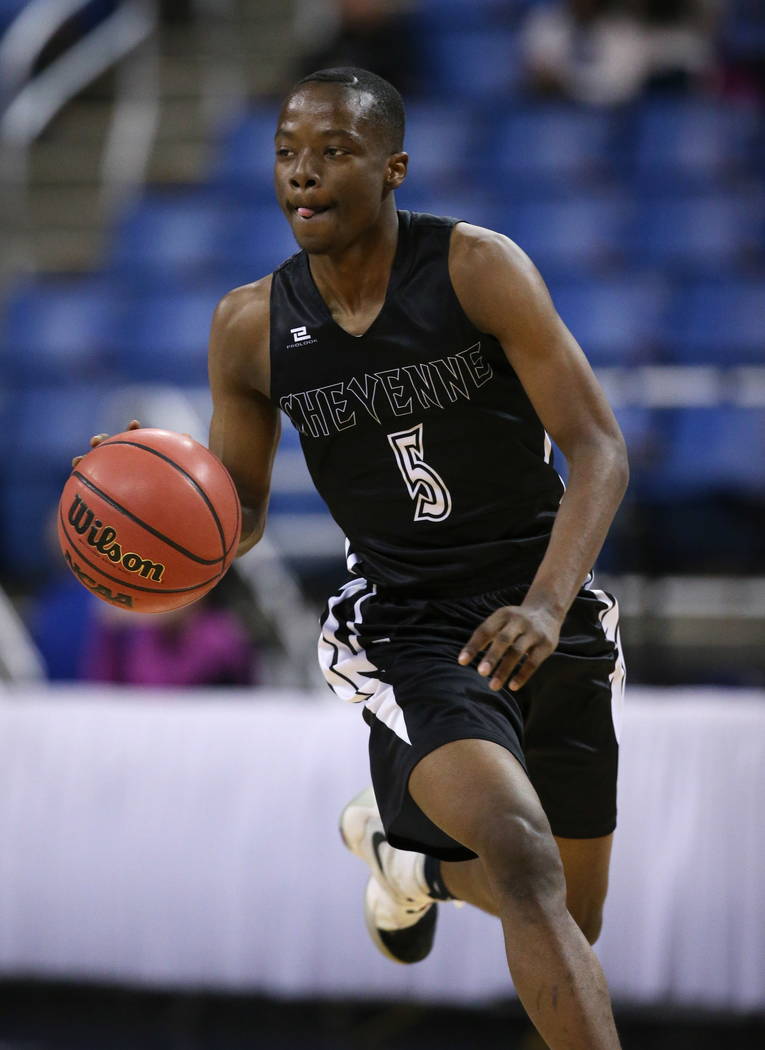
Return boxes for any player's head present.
[274,67,408,254]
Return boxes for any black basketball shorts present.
[319,578,625,861]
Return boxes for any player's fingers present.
[475,622,526,678]
[486,634,535,690]
[77,420,140,467]
[509,644,551,691]
[457,609,514,665]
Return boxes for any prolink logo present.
[288,325,318,348]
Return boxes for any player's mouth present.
[292,203,333,221]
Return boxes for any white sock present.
[378,839,431,905]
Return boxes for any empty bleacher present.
[1,2,763,602]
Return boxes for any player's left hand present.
[457,603,562,692]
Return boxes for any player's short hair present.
[289,67,405,154]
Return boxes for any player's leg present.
[438,833,614,945]
[409,737,621,1050]
[554,834,613,944]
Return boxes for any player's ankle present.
[422,855,458,901]
[384,845,457,903]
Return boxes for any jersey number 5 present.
[388,423,453,523]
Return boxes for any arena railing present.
[0,585,45,683]
[0,0,159,284]
[597,365,765,408]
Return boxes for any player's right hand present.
[71,419,141,469]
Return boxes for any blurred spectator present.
[82,594,257,688]
[520,0,714,105]
[717,0,765,99]
[635,0,717,95]
[294,0,420,93]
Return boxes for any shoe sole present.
[340,787,437,965]
[338,785,377,857]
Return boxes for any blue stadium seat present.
[650,406,765,497]
[4,384,113,481]
[663,278,765,365]
[490,105,616,188]
[212,106,281,193]
[216,204,300,280]
[549,276,665,366]
[115,286,222,385]
[0,277,118,383]
[0,482,63,579]
[500,192,629,275]
[396,186,498,230]
[631,100,760,187]
[629,192,758,272]
[401,102,478,188]
[109,192,226,281]
[613,405,657,475]
[419,28,522,100]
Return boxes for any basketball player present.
[111,69,630,1049]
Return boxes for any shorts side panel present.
[521,588,625,839]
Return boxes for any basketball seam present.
[99,439,229,561]
[72,470,224,566]
[59,507,223,595]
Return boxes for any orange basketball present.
[57,428,241,613]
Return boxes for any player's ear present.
[385,151,408,190]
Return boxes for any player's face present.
[274,84,404,254]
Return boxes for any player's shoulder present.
[213,273,273,340]
[450,221,537,281]
[448,223,553,334]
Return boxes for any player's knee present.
[479,814,566,915]
[568,892,606,945]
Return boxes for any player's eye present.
[325,147,348,157]
[275,147,293,158]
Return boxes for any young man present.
[208,68,628,1049]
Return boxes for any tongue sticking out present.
[297,206,331,219]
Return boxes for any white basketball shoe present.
[339,787,438,964]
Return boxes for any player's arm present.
[208,277,280,558]
[450,224,629,691]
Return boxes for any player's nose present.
[289,172,318,190]
[289,151,319,190]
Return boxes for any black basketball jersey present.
[268,211,565,598]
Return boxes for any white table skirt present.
[0,685,763,1012]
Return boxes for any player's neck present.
[308,203,399,317]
